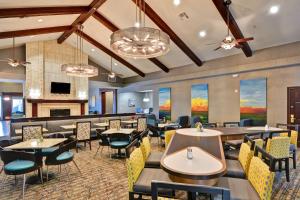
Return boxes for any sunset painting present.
[240,78,267,126]
[191,84,208,123]
[159,88,171,120]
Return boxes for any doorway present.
[287,87,300,146]
[100,89,117,114]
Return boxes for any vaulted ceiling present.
[0,0,299,78]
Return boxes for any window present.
[12,97,24,114]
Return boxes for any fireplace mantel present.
[27,99,88,104]
[27,99,88,117]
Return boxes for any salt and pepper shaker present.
[187,147,193,159]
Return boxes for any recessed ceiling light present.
[114,62,118,66]
[30,35,35,38]
[234,89,239,93]
[134,22,140,28]
[199,31,207,38]
[37,19,43,23]
[91,48,95,52]
[173,0,181,6]
[232,74,239,78]
[269,5,279,14]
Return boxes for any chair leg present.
[278,160,282,172]
[22,174,26,199]
[76,142,78,153]
[64,164,71,181]
[129,192,134,200]
[89,140,92,150]
[39,168,43,184]
[14,175,17,185]
[46,166,49,181]
[293,150,297,169]
[72,160,81,174]
[94,146,101,158]
[285,158,290,182]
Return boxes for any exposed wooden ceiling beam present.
[0,7,88,18]
[57,0,107,44]
[0,26,72,39]
[132,0,203,66]
[211,0,252,57]
[78,30,145,77]
[92,12,169,73]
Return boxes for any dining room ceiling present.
[0,0,299,78]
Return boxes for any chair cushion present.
[110,141,130,148]
[133,168,172,194]
[225,159,246,178]
[57,151,74,161]
[41,147,59,156]
[145,152,163,168]
[4,160,35,172]
[225,149,239,160]
[217,177,260,200]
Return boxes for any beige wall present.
[120,42,300,126]
[0,82,23,93]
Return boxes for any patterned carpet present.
[0,141,299,200]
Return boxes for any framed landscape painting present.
[240,78,267,126]
[159,88,171,120]
[191,84,208,123]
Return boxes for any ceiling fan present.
[100,57,123,82]
[0,37,31,67]
[213,0,254,51]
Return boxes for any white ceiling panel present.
[0,0,91,8]
[0,15,79,32]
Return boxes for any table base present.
[169,174,218,186]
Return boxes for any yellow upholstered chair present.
[225,142,253,178]
[280,130,298,169]
[164,130,176,147]
[126,148,172,199]
[248,157,275,200]
[266,137,291,181]
[140,137,163,168]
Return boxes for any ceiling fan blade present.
[214,46,222,51]
[236,37,254,43]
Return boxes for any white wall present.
[120,42,300,126]
[117,92,154,113]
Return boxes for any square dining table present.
[102,128,135,135]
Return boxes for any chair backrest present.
[223,122,240,127]
[125,138,139,158]
[0,150,38,167]
[238,143,253,176]
[191,116,201,128]
[109,119,121,129]
[22,125,43,141]
[98,132,110,146]
[139,129,149,140]
[248,156,275,200]
[165,130,176,147]
[266,137,291,158]
[140,137,151,161]
[178,115,190,128]
[203,123,217,128]
[151,181,230,200]
[137,117,147,132]
[126,148,145,192]
[146,114,157,126]
[76,121,91,141]
[45,139,77,164]
[280,130,298,146]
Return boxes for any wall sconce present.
[29,89,41,99]
[3,96,10,101]
[78,91,87,100]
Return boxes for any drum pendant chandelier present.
[61,25,98,77]
[110,0,170,59]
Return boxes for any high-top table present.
[161,128,226,186]
[211,126,285,141]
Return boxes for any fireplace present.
[50,109,71,117]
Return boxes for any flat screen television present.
[50,82,71,94]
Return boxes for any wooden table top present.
[15,128,48,135]
[176,128,222,137]
[6,138,67,150]
[60,125,76,130]
[158,123,179,128]
[94,122,109,127]
[211,126,285,136]
[102,128,135,135]
[121,120,137,124]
